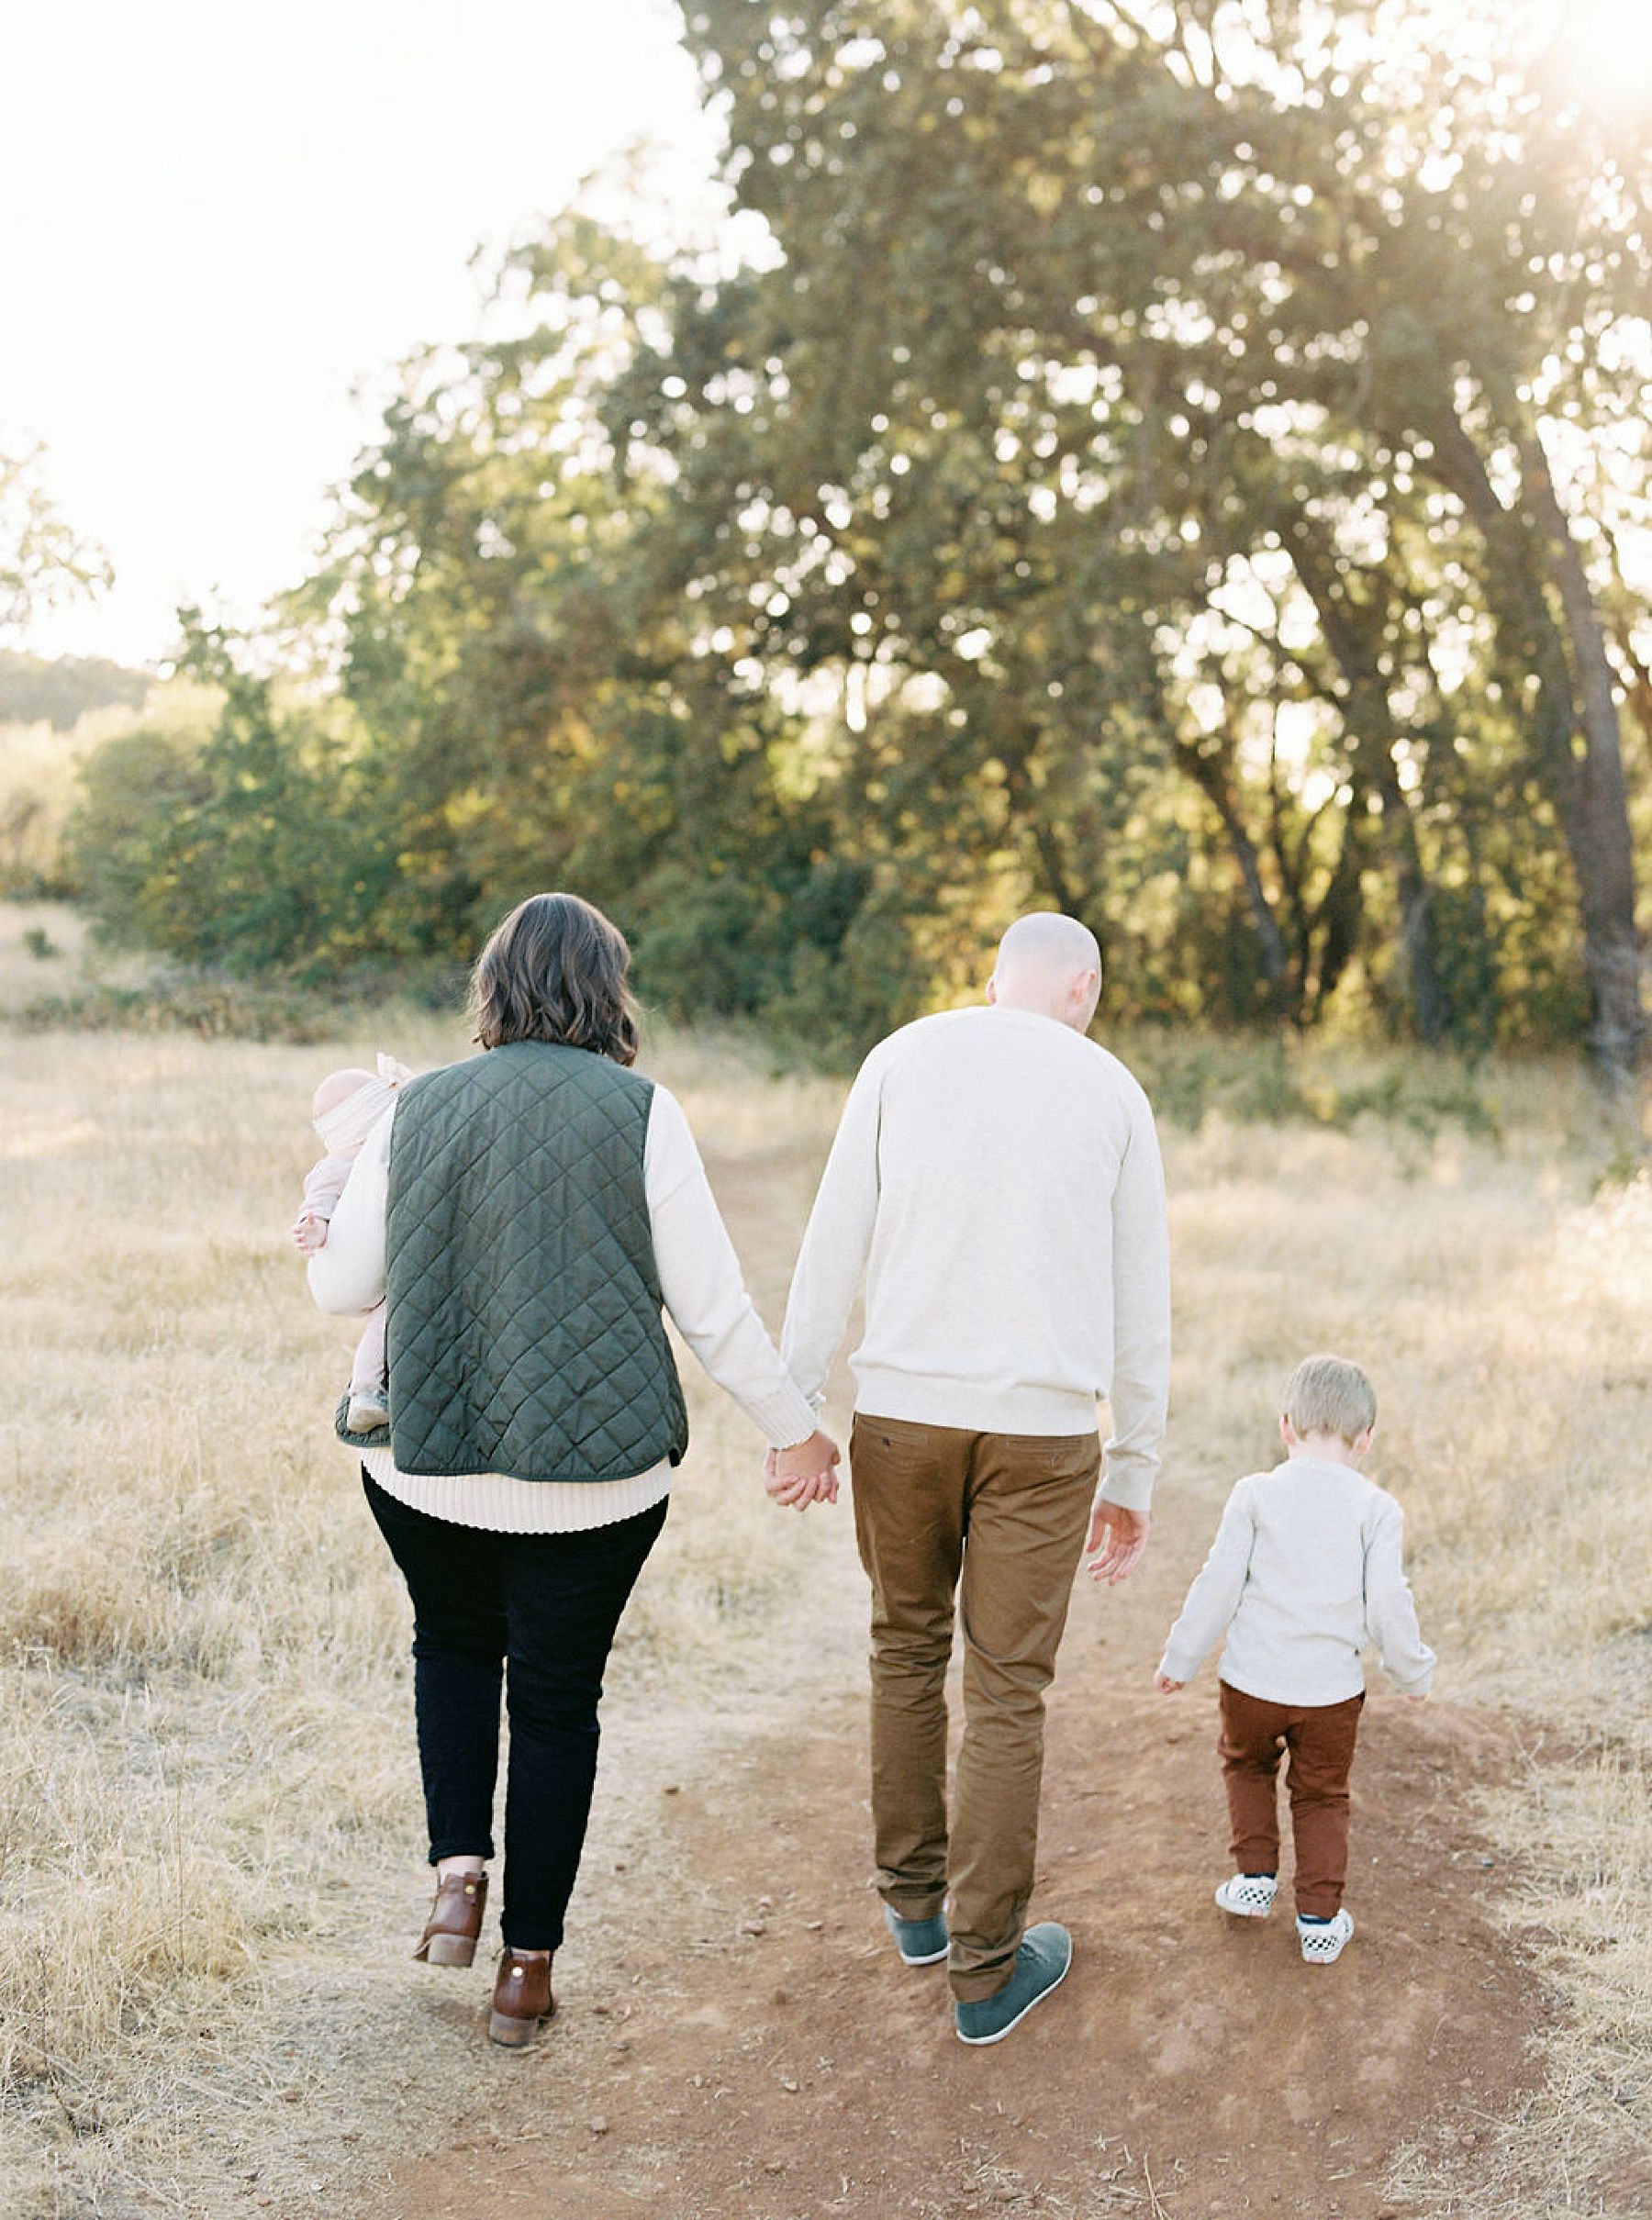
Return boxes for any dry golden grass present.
[0,898,1648,2216]
[0,905,866,2219]
[1145,1097,1652,2219]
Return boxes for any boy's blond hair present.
[1282,1354,1377,1444]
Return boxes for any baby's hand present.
[1154,1674,1184,1694]
[291,1212,329,1255]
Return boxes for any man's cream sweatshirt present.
[781,1004,1171,1509]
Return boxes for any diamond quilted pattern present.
[381,1042,688,1483]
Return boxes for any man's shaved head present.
[988,913,1102,1031]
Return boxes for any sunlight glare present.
[1546,0,1652,108]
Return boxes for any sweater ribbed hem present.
[1216,1663,1368,1709]
[359,1445,673,1534]
[850,1367,1102,1443]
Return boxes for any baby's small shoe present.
[1214,1872,1278,1918]
[1297,1909,1354,1964]
[346,1394,390,1434]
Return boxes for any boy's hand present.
[1405,1691,1429,1704]
[1154,1674,1184,1694]
[292,1212,329,1255]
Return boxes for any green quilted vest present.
[381,1040,689,1482]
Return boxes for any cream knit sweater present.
[781,1004,1171,1508]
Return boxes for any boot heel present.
[487,1948,555,2047]
[414,1869,488,1965]
[423,1932,476,1968]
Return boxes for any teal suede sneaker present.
[883,1903,949,1966]
[954,1923,1072,2046]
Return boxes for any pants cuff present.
[430,1836,496,1865]
[883,1889,946,1921]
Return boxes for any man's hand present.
[764,1428,841,1511]
[1086,1495,1149,1584]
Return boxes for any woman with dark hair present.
[308,891,838,2046]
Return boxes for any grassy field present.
[0,900,1649,2218]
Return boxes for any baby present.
[293,1054,411,1434]
[1155,1354,1435,1965]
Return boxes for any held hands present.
[1086,1494,1149,1585]
[764,1428,841,1512]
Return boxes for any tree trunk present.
[1514,426,1647,1088]
[1307,809,1366,1022]
[1285,524,1456,1044]
[1427,403,1646,1092]
[1174,733,1296,1018]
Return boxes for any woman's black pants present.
[363,1469,668,1951]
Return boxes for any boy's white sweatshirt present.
[1158,1456,1435,1704]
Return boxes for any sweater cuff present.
[1098,1458,1155,1514]
[743,1380,822,1450]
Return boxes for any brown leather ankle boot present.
[413,1869,488,1966]
[488,1947,556,2047]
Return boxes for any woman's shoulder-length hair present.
[470,892,641,1066]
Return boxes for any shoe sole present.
[954,1948,1072,2046]
[885,1907,949,1966]
[1299,1915,1354,1965]
[420,1933,477,1967]
[895,1940,949,1966]
[1300,1937,1351,1965]
[488,2005,554,2047]
[1214,1891,1275,1919]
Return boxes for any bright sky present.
[3,0,717,669]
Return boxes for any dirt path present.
[359,1671,1537,2220]
[347,1139,1547,2220]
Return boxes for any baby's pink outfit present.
[299,1056,409,1422]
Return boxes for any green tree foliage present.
[0,444,110,638]
[285,216,864,1028]
[69,623,398,976]
[64,1,1649,1068]
[640,0,1646,1063]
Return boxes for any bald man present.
[777,912,1170,2044]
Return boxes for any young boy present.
[1155,1355,1434,1965]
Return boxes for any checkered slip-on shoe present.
[1297,1909,1355,1964]
[1214,1872,1278,1918]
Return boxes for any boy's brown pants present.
[1217,1680,1365,1919]
[848,1414,1099,2002]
